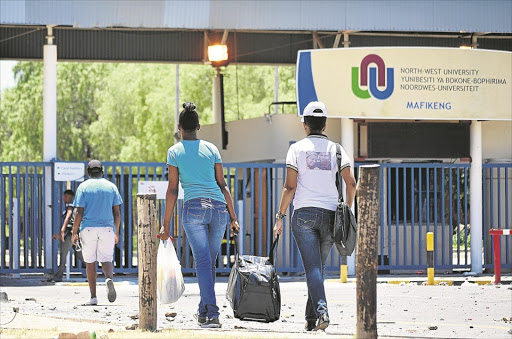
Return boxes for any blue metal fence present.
[1,161,510,275]
[483,163,512,269]
[366,163,472,272]
[0,162,51,273]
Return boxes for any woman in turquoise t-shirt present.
[160,102,239,329]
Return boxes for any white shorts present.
[80,227,115,263]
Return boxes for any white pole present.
[212,69,221,125]
[12,198,19,269]
[43,26,57,269]
[341,32,356,276]
[175,64,180,143]
[470,121,483,273]
[341,118,356,275]
[274,66,279,114]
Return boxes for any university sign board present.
[296,47,512,121]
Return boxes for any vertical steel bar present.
[267,167,272,258]
[482,167,487,268]
[380,166,385,266]
[120,166,125,268]
[250,168,255,255]
[387,167,392,266]
[464,167,469,265]
[419,168,423,265]
[24,166,29,268]
[282,167,287,269]
[128,167,134,269]
[395,167,399,266]
[497,167,501,229]
[426,167,430,233]
[411,167,415,266]
[258,168,262,256]
[242,168,247,256]
[31,167,37,269]
[456,168,461,265]
[449,168,454,267]
[403,167,407,266]
[434,168,438,266]
[15,167,21,270]
[441,167,445,266]
[226,166,232,269]
[505,167,510,263]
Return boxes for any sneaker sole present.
[200,324,222,328]
[106,280,116,303]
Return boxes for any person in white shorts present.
[72,160,123,305]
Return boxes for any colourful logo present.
[352,54,394,100]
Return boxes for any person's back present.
[75,177,121,229]
[274,101,356,332]
[161,102,239,329]
[168,139,226,204]
[288,135,350,211]
[72,160,122,306]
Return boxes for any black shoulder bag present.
[332,143,357,256]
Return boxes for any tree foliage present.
[1,61,296,162]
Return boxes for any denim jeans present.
[182,198,228,319]
[291,207,334,321]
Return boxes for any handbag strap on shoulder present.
[336,143,344,204]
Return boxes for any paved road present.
[0,274,511,338]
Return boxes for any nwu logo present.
[352,54,394,100]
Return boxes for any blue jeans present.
[291,207,334,321]
[182,198,228,319]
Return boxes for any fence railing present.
[483,163,512,269]
[0,162,51,273]
[370,163,472,272]
[1,161,510,275]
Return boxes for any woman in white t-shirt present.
[273,101,356,332]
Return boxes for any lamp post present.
[208,44,229,149]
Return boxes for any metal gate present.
[2,161,510,275]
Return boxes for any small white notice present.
[54,162,85,182]
[138,181,183,200]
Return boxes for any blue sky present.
[1,60,17,93]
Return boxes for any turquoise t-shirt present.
[73,178,123,231]
[167,140,226,203]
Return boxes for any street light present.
[208,44,229,149]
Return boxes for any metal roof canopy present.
[1,27,511,64]
[0,0,511,63]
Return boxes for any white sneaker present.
[106,278,116,303]
[89,297,98,305]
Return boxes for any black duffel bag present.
[226,234,280,322]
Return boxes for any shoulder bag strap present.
[336,143,344,204]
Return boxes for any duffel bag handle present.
[231,231,279,266]
[268,234,279,266]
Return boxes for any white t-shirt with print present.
[286,134,351,211]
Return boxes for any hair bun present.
[183,102,196,112]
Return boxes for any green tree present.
[0,61,111,161]
[90,63,177,162]
[0,62,44,161]
[1,62,297,163]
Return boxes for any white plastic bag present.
[157,239,185,303]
